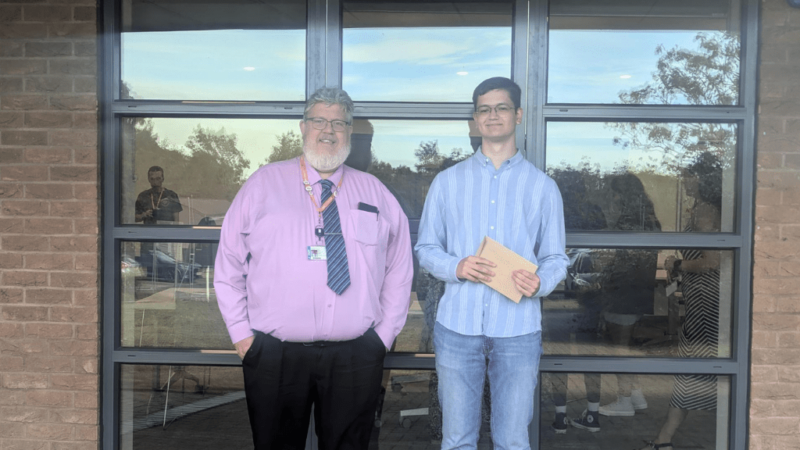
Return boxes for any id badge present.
[307,246,327,261]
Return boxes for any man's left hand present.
[512,270,540,297]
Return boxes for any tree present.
[184,125,251,200]
[264,131,303,166]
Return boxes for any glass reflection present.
[120,241,232,350]
[548,0,740,104]
[119,365,250,449]
[547,122,736,232]
[540,373,730,450]
[542,248,732,358]
[120,117,299,225]
[342,1,512,102]
[121,0,305,101]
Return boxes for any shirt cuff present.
[447,257,463,284]
[373,324,393,350]
[228,322,254,345]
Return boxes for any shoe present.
[599,396,635,417]
[551,412,568,434]
[631,389,648,410]
[570,409,600,432]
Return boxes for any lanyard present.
[150,189,164,210]
[300,156,343,216]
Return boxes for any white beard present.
[303,144,351,173]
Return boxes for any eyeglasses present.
[304,117,350,132]
[475,104,515,116]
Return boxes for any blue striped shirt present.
[415,149,569,337]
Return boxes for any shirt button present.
[493,175,497,179]
[491,200,495,204]
[490,226,495,230]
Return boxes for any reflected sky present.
[369,120,474,168]
[122,30,305,100]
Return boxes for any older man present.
[215,87,413,449]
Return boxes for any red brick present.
[26,254,72,270]
[50,271,97,288]
[752,348,800,365]
[51,236,96,252]
[2,373,47,389]
[758,152,784,169]
[0,5,22,22]
[73,41,95,57]
[0,406,48,423]
[0,148,24,164]
[71,112,96,129]
[50,306,96,323]
[0,218,24,233]
[0,77,24,93]
[25,76,72,93]
[23,5,71,22]
[2,199,49,216]
[778,332,800,348]
[1,130,47,146]
[51,340,96,357]
[49,94,95,111]
[0,288,24,304]
[1,305,48,321]
[49,59,95,76]
[0,40,23,57]
[51,443,97,450]
[0,183,24,198]
[23,356,72,373]
[0,59,47,76]
[73,255,96,271]
[0,165,48,181]
[49,409,95,425]
[25,322,72,338]
[0,356,24,372]
[73,357,96,375]
[25,218,72,234]
[48,22,95,39]
[50,167,95,182]
[25,42,72,58]
[73,77,95,93]
[51,129,95,146]
[752,295,776,313]
[0,388,26,406]
[73,184,96,200]
[26,288,71,304]
[25,147,71,164]
[50,374,96,393]
[0,252,23,268]
[0,322,24,338]
[0,111,23,128]
[2,235,48,251]
[26,183,73,199]
[751,417,800,435]
[777,366,800,383]
[4,440,50,450]
[755,240,800,260]
[71,290,96,307]
[73,147,96,164]
[26,390,72,408]
[0,23,48,39]
[50,200,97,218]
[753,330,778,347]
[73,218,96,234]
[73,424,97,441]
[72,5,94,21]
[73,392,95,409]
[776,297,800,313]
[3,271,48,287]
[26,423,74,440]
[0,422,26,438]
[74,323,95,340]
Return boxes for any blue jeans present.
[434,322,542,450]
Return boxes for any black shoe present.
[551,412,568,434]
[570,409,600,432]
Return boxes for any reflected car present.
[136,250,202,283]
[565,248,602,291]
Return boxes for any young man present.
[415,77,568,449]
[215,87,413,449]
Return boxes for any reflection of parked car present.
[121,256,146,278]
[136,250,202,283]
[565,248,602,291]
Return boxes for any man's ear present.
[515,108,523,124]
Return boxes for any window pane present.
[121,241,231,350]
[121,0,305,101]
[546,122,737,232]
[120,117,299,226]
[119,365,251,449]
[342,1,513,102]
[548,0,741,104]
[540,373,731,449]
[543,248,733,359]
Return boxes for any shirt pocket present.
[353,209,380,245]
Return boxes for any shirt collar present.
[302,157,345,187]
[472,146,523,169]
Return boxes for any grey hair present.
[304,87,354,124]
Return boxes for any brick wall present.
[0,0,100,449]
[752,0,800,448]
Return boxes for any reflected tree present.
[185,125,250,200]
[264,130,303,165]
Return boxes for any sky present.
[123,26,737,178]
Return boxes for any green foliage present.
[264,131,303,166]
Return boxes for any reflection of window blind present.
[549,0,739,32]
[124,0,306,32]
[343,1,512,28]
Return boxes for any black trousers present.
[242,329,386,450]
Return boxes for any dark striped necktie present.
[320,179,350,295]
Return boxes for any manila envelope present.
[475,236,538,303]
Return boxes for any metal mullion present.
[543,105,748,122]
[539,357,738,376]
[109,101,306,117]
[353,102,475,118]
[528,0,549,170]
[325,0,342,88]
[566,232,743,249]
[512,0,529,155]
[111,227,221,242]
[307,0,326,96]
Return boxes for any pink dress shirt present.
[214,157,413,348]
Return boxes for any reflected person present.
[134,165,183,224]
[214,88,413,450]
[639,153,722,450]
[416,77,568,449]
